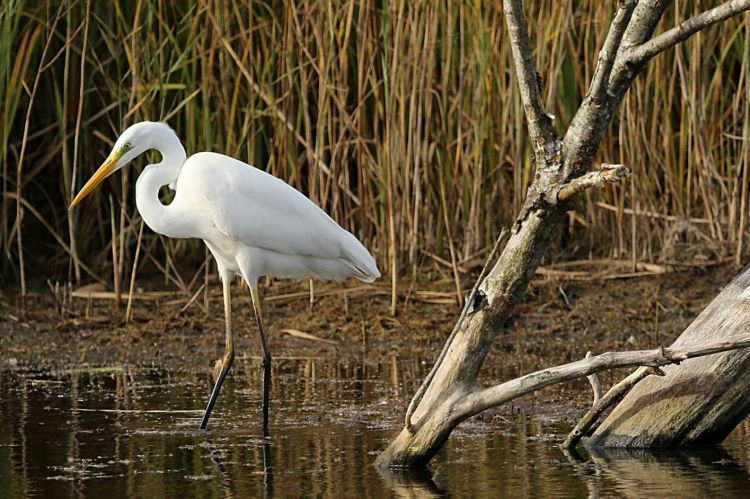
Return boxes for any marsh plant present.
[1,1,748,310]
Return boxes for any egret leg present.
[250,287,272,431]
[200,278,234,429]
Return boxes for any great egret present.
[69,121,380,429]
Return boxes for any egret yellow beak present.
[68,150,122,211]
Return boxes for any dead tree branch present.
[502,0,556,143]
[377,1,750,468]
[585,351,603,404]
[624,0,750,66]
[454,335,750,420]
[404,229,508,433]
[563,366,663,449]
[587,0,638,103]
[557,164,631,202]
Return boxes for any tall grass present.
[1,1,748,307]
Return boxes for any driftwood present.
[383,334,750,466]
[377,0,750,467]
[589,265,750,447]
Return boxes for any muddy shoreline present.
[1,265,733,380]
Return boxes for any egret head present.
[68,122,170,210]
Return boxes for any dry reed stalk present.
[68,0,91,284]
[125,219,144,323]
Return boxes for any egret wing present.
[183,153,347,260]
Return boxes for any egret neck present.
[135,125,189,238]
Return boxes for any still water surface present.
[3,359,750,497]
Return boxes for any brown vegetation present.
[1,1,749,316]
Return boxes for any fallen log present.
[588,265,750,448]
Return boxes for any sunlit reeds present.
[1,1,748,311]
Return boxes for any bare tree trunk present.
[377,0,750,468]
[589,265,750,447]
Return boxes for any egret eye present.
[119,142,133,155]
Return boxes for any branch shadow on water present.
[376,465,445,498]
[564,444,750,497]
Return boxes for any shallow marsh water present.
[3,267,750,497]
[3,360,750,498]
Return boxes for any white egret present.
[69,121,380,429]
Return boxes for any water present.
[3,360,750,498]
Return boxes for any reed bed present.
[1,1,748,310]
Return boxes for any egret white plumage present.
[69,121,380,429]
